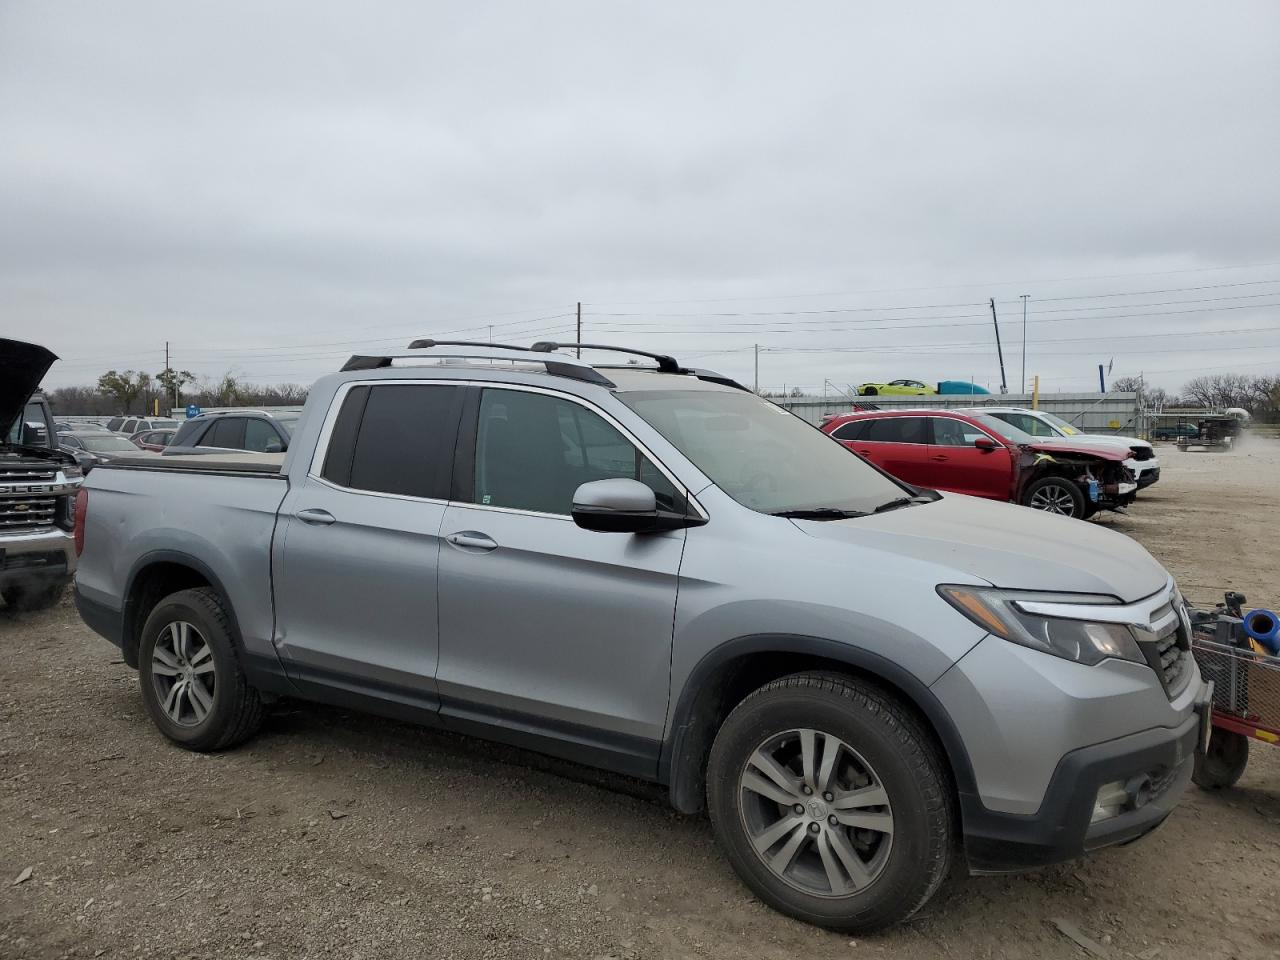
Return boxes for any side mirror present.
[974,436,998,451]
[571,478,695,533]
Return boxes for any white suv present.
[983,408,1160,488]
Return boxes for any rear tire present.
[137,587,264,751]
[863,387,879,396]
[1193,730,1248,790]
[1,580,66,611]
[706,673,953,932]
[1021,476,1086,518]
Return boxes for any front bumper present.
[963,710,1201,872]
[1137,466,1161,488]
[0,527,76,588]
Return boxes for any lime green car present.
[857,379,937,396]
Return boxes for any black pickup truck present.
[1,339,83,610]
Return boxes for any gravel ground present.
[2,438,1279,960]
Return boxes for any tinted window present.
[201,417,246,449]
[121,419,137,434]
[932,417,993,447]
[61,435,83,449]
[830,420,867,441]
[326,384,460,498]
[244,418,285,453]
[106,418,124,432]
[865,417,929,444]
[172,420,204,446]
[473,389,679,515]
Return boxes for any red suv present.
[821,409,1137,519]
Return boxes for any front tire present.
[1021,476,1086,518]
[862,387,879,396]
[1,580,66,611]
[137,587,264,751]
[1193,730,1248,789]
[706,673,953,932]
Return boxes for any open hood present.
[0,338,57,438]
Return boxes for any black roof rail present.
[341,342,615,387]
[533,342,749,392]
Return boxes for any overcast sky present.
[2,1,1278,396]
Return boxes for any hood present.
[0,338,57,438]
[1076,433,1151,451]
[794,493,1169,602]
[1023,439,1128,462]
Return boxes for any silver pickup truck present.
[75,341,1211,932]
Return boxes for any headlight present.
[938,585,1145,666]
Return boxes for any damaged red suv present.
[821,409,1137,519]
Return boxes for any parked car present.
[164,409,298,456]
[1,339,83,611]
[106,416,180,435]
[980,408,1160,488]
[131,428,177,452]
[856,379,936,396]
[823,409,1138,518]
[59,431,158,471]
[74,341,1209,933]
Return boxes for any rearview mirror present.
[571,478,696,533]
[974,436,998,451]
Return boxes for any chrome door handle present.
[445,531,498,552]
[296,508,336,526]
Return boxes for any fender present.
[122,549,295,695]
[660,633,981,816]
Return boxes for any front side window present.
[319,383,460,499]
[244,418,285,453]
[931,417,994,447]
[620,389,907,515]
[473,389,679,516]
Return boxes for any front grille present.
[0,495,58,530]
[1137,601,1192,698]
[0,464,58,482]
[1130,447,1154,461]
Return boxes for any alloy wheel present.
[1029,483,1078,516]
[738,728,894,898]
[150,621,216,726]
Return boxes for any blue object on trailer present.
[937,381,991,395]
[1243,609,1280,654]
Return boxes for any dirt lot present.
[3,440,1279,960]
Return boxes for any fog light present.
[1091,780,1129,823]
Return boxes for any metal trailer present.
[1176,416,1241,452]
[1189,593,1280,788]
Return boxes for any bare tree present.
[96,370,152,414]
[1182,373,1255,409]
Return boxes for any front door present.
[925,416,1013,499]
[273,381,464,708]
[436,385,686,776]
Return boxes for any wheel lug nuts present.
[793,804,805,815]
[808,822,820,834]
[801,785,812,795]
[823,792,834,802]
[828,815,838,826]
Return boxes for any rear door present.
[273,381,464,707]
[842,416,933,486]
[926,416,1013,499]
[434,385,687,774]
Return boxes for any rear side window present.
[201,417,246,449]
[830,420,867,441]
[865,417,929,444]
[106,417,124,432]
[320,384,461,499]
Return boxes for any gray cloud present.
[2,1,1278,394]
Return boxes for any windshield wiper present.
[771,507,868,520]
[872,496,933,514]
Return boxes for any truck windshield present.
[619,390,908,515]
[1039,411,1082,435]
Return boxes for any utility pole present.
[164,341,173,411]
[989,298,1008,394]
[488,325,493,344]
[754,344,760,394]
[576,302,582,358]
[1020,294,1029,394]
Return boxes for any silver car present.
[74,342,1210,932]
